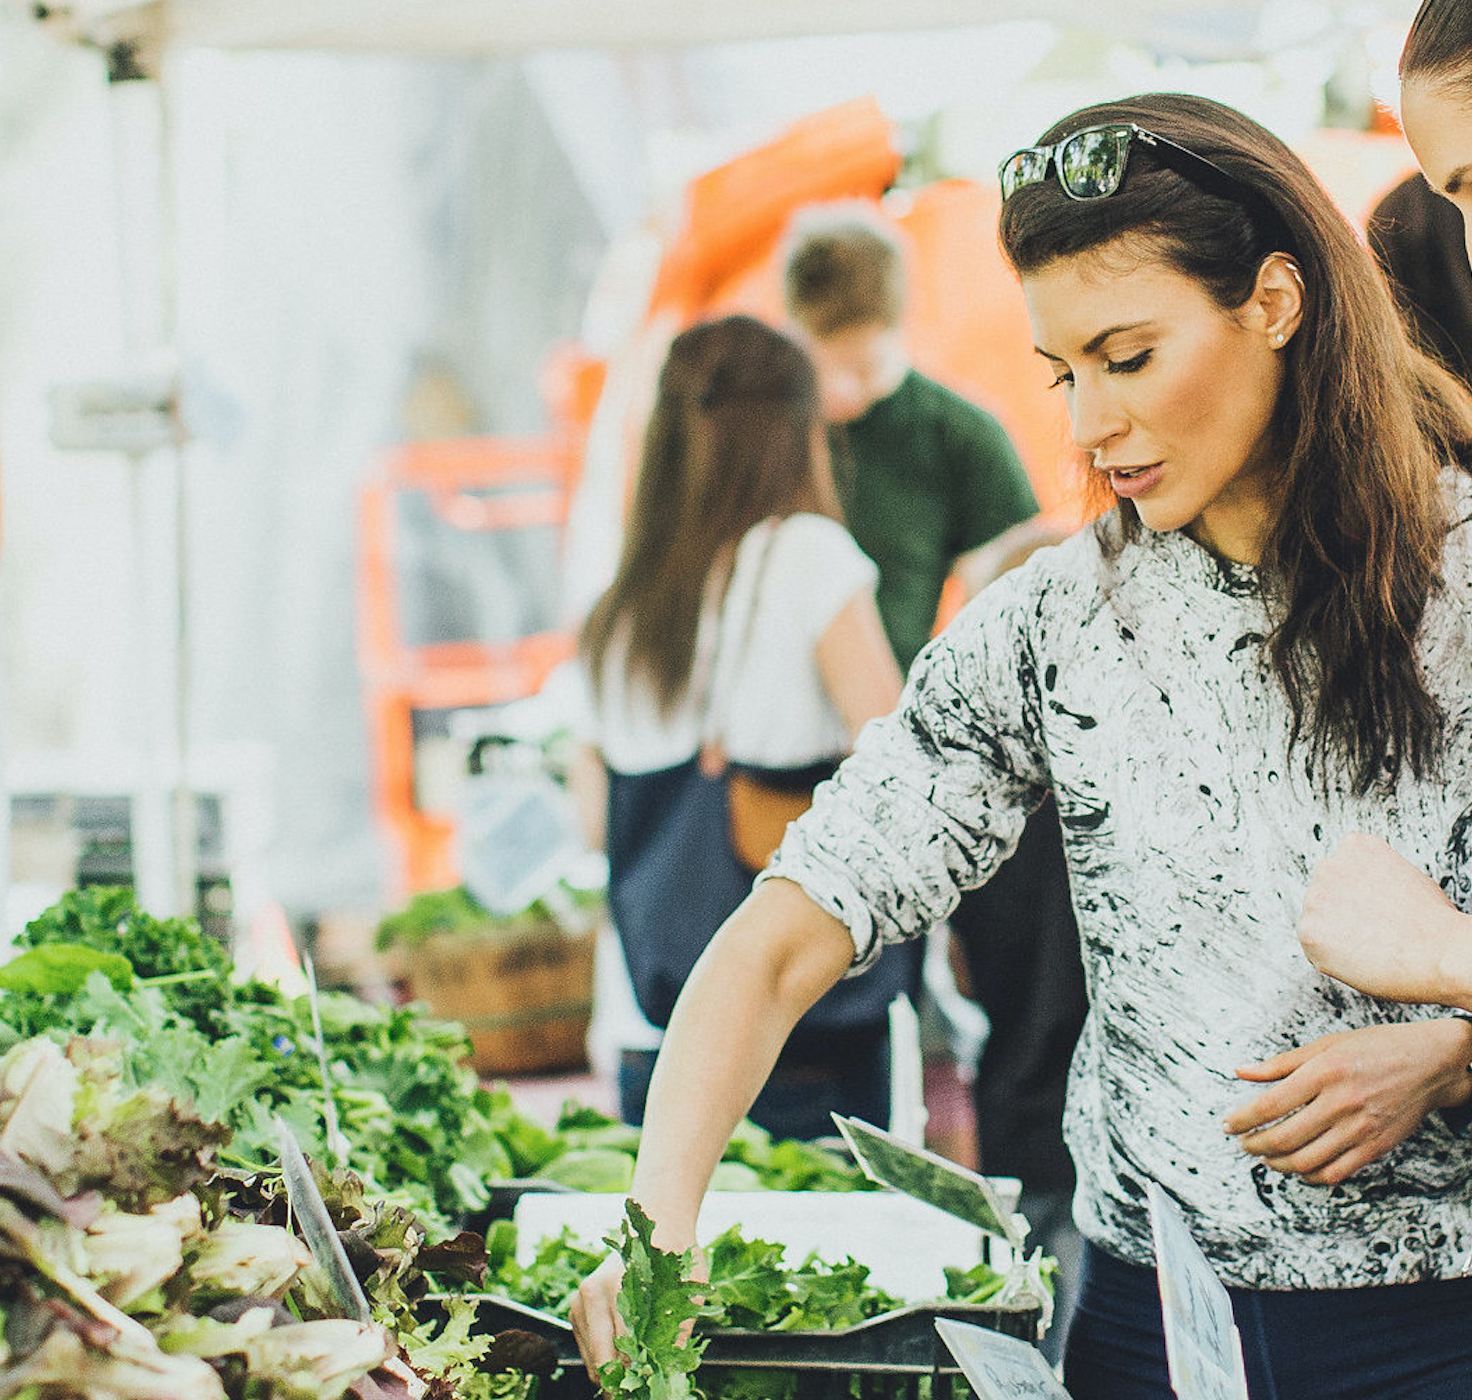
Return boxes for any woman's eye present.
[1105,350,1153,375]
[1046,370,1074,391]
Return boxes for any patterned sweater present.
[768,473,1472,1290]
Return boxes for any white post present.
[105,28,195,920]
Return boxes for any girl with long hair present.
[571,92,1472,1398]
[580,312,903,1142]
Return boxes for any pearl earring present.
[1273,331,1286,346]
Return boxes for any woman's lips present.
[1105,463,1164,499]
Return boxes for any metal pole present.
[104,16,195,919]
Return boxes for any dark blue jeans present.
[1065,1241,1472,1400]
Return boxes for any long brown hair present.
[581,314,835,717]
[998,92,1472,794]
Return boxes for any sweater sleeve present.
[764,565,1052,968]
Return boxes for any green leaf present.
[706,1162,763,1193]
[598,1200,719,1399]
[0,943,134,995]
[537,1148,635,1194]
[184,1037,275,1125]
[944,1258,1009,1303]
[705,1229,790,1330]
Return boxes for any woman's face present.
[1401,76,1472,267]
[1022,246,1288,564]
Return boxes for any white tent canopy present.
[40,0,1421,61]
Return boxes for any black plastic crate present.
[446,1292,1041,1399]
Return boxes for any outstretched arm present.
[1298,832,1472,1011]
[569,877,856,1380]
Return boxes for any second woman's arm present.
[815,588,904,741]
[568,876,856,1374]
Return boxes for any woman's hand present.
[569,1253,625,1387]
[568,880,854,1388]
[1298,833,1472,1009]
[569,1234,711,1389]
[1224,1019,1472,1184]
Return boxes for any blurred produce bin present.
[403,918,595,1077]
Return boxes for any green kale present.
[599,1200,720,1400]
[14,886,241,1037]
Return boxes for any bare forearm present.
[951,517,1073,599]
[629,878,855,1246]
[1434,911,1472,1013]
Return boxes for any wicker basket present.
[404,921,595,1077]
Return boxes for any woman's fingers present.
[569,1256,626,1385]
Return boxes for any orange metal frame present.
[357,434,581,900]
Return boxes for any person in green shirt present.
[782,204,1087,1364]
[781,203,1049,668]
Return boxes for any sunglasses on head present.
[999,121,1257,210]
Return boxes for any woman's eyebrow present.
[1034,320,1153,361]
[1082,321,1150,354]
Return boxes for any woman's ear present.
[1250,252,1305,351]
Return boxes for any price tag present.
[1147,1181,1249,1400]
[935,1318,1071,1398]
[831,1114,1023,1247]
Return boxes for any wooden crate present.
[404,922,595,1076]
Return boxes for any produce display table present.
[468,1293,1039,1398]
[460,1188,1044,1398]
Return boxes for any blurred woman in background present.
[1294,0,1472,1016]
[579,313,903,1141]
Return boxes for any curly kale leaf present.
[599,1201,720,1400]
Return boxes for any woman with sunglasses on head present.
[571,92,1472,1399]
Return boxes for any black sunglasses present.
[999,121,1257,211]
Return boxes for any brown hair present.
[581,315,834,717]
[998,92,1472,795]
[1402,0,1472,95]
[782,203,906,336]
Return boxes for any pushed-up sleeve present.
[764,567,1052,969]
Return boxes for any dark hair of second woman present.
[581,314,836,718]
[999,91,1472,795]
[1401,0,1472,93]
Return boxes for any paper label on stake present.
[275,1115,372,1324]
[832,1114,1023,1247]
[887,992,927,1147]
[934,1318,1071,1398]
[1146,1180,1249,1400]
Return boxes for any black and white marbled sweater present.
[768,472,1472,1290]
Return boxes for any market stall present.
[0,4,1444,1395]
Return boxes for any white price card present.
[1147,1181,1249,1400]
[935,1318,1072,1398]
[832,1114,1024,1247]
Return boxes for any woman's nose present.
[1068,378,1127,455]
